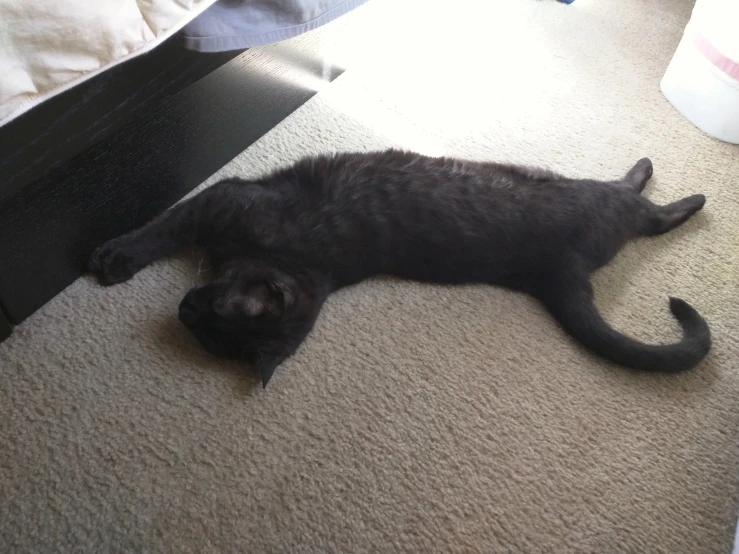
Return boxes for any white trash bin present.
[660,0,739,144]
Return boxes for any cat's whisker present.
[196,258,211,277]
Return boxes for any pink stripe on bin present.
[695,34,739,81]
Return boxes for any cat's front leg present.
[88,233,154,285]
[89,187,219,285]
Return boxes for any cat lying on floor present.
[88,150,711,386]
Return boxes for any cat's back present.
[278,149,574,243]
[285,149,511,205]
[284,149,596,219]
[288,149,448,194]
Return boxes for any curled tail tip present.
[668,295,711,358]
[668,296,706,323]
[668,296,692,318]
[691,193,707,210]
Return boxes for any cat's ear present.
[255,354,285,388]
[267,281,294,315]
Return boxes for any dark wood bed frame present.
[0,32,343,343]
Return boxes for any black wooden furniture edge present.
[0,307,10,343]
[0,32,343,332]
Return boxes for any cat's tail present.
[538,283,711,373]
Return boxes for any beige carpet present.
[2,0,739,552]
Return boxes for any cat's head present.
[178,261,328,387]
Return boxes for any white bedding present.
[0,0,218,127]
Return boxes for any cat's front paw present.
[88,238,143,286]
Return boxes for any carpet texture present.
[2,1,738,552]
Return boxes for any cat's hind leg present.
[622,158,653,193]
[639,194,706,236]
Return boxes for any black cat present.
[88,150,711,386]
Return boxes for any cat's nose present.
[178,295,200,326]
